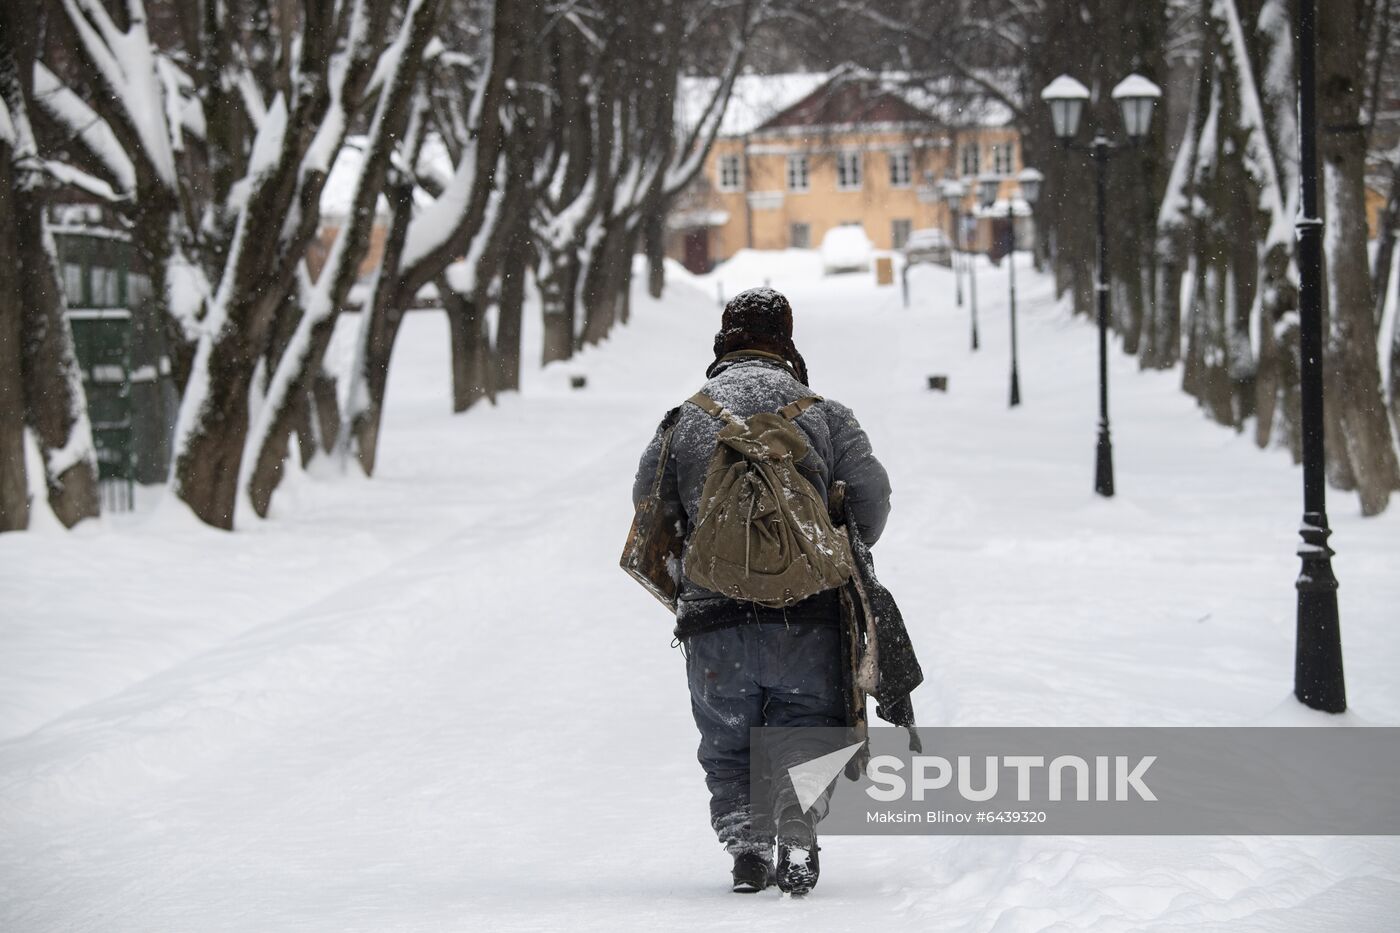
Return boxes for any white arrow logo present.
[787,741,866,813]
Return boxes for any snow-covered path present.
[2,253,1398,930]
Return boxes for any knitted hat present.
[707,287,809,384]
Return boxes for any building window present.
[888,151,912,187]
[787,155,810,192]
[127,273,152,304]
[64,263,85,306]
[960,143,980,177]
[790,222,811,249]
[836,151,862,190]
[992,142,1015,175]
[891,219,912,249]
[717,154,742,191]
[92,266,122,306]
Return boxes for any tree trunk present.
[14,201,100,529]
[1370,159,1400,330]
[645,206,666,299]
[131,204,190,389]
[291,387,316,468]
[538,249,577,365]
[0,137,28,531]
[1254,242,1301,457]
[347,298,405,477]
[346,176,417,477]
[444,282,496,413]
[578,221,629,347]
[246,307,338,517]
[2,2,99,528]
[312,371,340,453]
[1276,312,1304,463]
[174,340,260,528]
[1144,248,1182,370]
[1117,220,1147,357]
[494,232,528,393]
[1226,197,1257,428]
[619,224,641,325]
[1318,0,1400,515]
[1184,257,1235,425]
[1389,305,1400,447]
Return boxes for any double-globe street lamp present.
[976,168,1044,408]
[941,180,978,351]
[1040,73,1161,497]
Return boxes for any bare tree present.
[244,0,446,516]
[169,0,401,527]
[37,0,408,526]
[1359,0,1400,456]
[576,0,760,348]
[0,96,28,531]
[8,0,770,530]
[340,0,518,473]
[1319,0,1400,514]
[1171,0,1294,436]
[0,1,99,530]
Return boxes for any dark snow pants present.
[684,621,845,856]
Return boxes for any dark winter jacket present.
[632,354,892,639]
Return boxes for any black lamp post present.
[941,180,966,309]
[1293,0,1345,713]
[977,173,1021,407]
[1041,72,1160,497]
[942,180,977,348]
[1007,168,1043,408]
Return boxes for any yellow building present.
[668,69,1033,273]
[1366,183,1386,240]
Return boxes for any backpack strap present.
[688,391,749,431]
[691,390,822,424]
[687,391,725,418]
[648,406,682,498]
[776,396,823,421]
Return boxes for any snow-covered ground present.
[2,251,1398,930]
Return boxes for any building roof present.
[676,71,831,138]
[678,67,1017,141]
[877,73,1017,129]
[760,75,931,131]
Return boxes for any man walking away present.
[632,287,891,895]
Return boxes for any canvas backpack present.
[683,391,854,607]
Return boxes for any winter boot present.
[731,851,772,893]
[775,807,820,895]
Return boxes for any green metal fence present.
[55,224,176,508]
[67,308,135,510]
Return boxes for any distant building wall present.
[669,119,1028,268]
